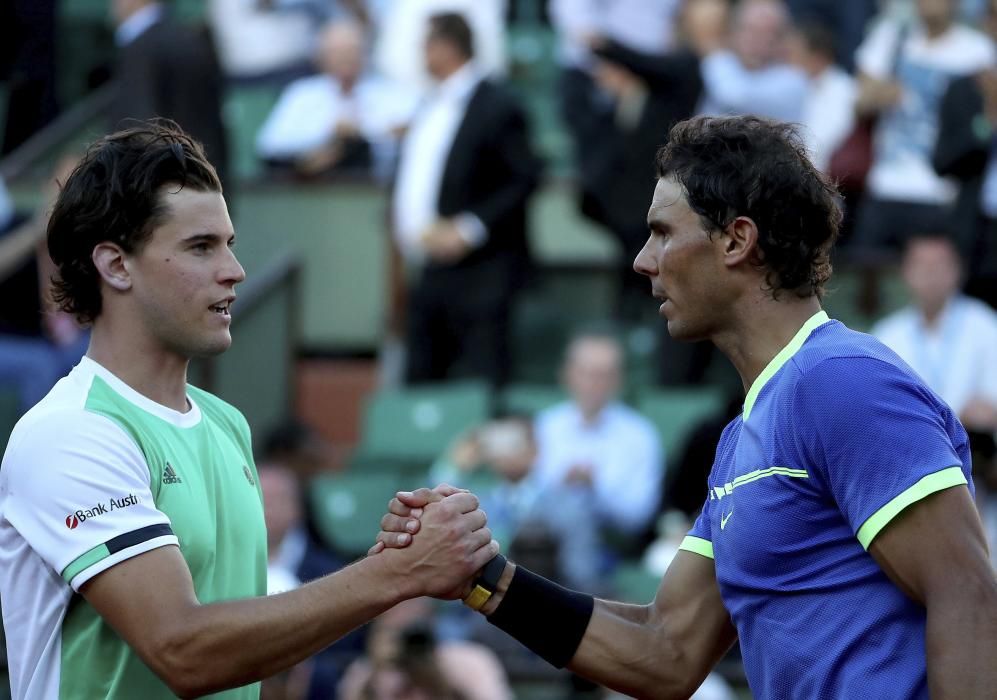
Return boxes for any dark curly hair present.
[655,115,842,299]
[47,120,222,324]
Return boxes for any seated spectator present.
[697,0,809,121]
[871,234,997,436]
[0,161,88,415]
[786,21,857,173]
[534,331,664,545]
[430,416,602,590]
[256,21,416,181]
[209,0,316,82]
[851,0,996,257]
[258,462,366,699]
[338,598,512,700]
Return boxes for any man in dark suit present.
[391,12,541,387]
[109,0,230,188]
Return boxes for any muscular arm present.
[868,486,997,700]
[83,493,496,698]
[475,551,735,699]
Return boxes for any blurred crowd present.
[4,0,997,698]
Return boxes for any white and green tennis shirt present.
[0,357,267,699]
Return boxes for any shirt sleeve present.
[2,409,178,591]
[790,356,970,550]
[679,494,714,560]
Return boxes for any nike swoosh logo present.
[720,508,734,530]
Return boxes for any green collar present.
[742,310,830,421]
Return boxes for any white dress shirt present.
[550,0,682,69]
[256,73,417,176]
[533,401,664,533]
[801,65,857,173]
[871,295,997,416]
[392,63,484,262]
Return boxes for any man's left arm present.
[868,486,997,699]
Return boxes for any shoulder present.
[606,403,660,441]
[536,401,573,428]
[869,307,915,340]
[186,385,249,432]
[949,25,996,62]
[281,74,331,98]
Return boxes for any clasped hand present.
[368,484,497,600]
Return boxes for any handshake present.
[365,484,506,605]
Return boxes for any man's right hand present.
[367,484,463,555]
[373,490,497,600]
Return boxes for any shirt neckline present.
[742,310,830,421]
[78,356,202,428]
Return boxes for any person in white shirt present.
[209,0,315,81]
[851,0,997,254]
[697,0,809,121]
[534,332,664,539]
[786,21,857,173]
[256,21,416,179]
[871,234,997,434]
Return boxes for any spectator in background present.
[431,416,603,590]
[786,21,857,173]
[784,0,877,72]
[209,0,316,82]
[697,0,809,121]
[578,0,722,319]
[534,331,663,547]
[258,463,366,700]
[0,0,58,155]
[933,0,997,307]
[871,234,997,437]
[0,159,88,415]
[851,0,995,257]
[256,21,417,181]
[390,12,540,387]
[373,0,508,91]
[338,598,513,700]
[110,0,230,188]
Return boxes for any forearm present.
[480,564,693,699]
[926,582,997,699]
[165,556,404,696]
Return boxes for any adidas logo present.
[163,463,183,484]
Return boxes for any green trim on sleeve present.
[61,542,111,583]
[743,310,829,421]
[856,466,968,550]
[678,535,715,560]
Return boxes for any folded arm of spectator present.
[594,40,701,95]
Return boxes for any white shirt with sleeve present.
[255,73,418,164]
[856,19,996,204]
[871,295,997,416]
[801,65,858,173]
[391,63,485,262]
[533,401,664,533]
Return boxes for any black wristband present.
[487,565,595,668]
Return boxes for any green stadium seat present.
[345,452,432,481]
[612,561,661,604]
[224,85,283,181]
[498,383,565,417]
[309,471,404,557]
[356,382,491,463]
[637,387,726,460]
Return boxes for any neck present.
[712,293,823,394]
[86,316,191,412]
[924,21,952,39]
[920,300,949,328]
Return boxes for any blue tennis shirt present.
[680,310,972,699]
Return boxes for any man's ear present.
[722,216,761,268]
[92,242,132,292]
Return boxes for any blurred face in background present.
[902,237,962,318]
[259,464,302,552]
[563,337,623,419]
[730,0,790,70]
[680,0,730,56]
[425,34,464,81]
[917,0,958,35]
[316,22,366,88]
